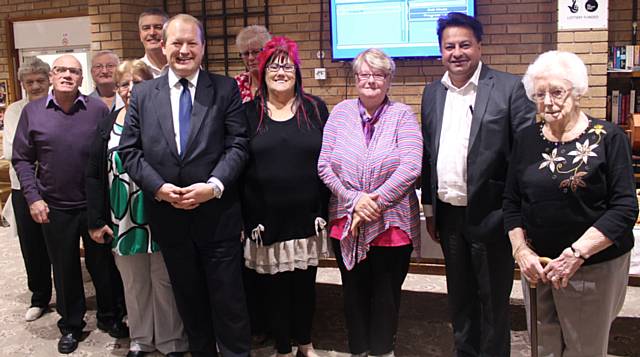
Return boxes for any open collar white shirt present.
[168,68,198,157]
[436,61,483,207]
[140,54,168,78]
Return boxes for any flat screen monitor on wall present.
[330,0,476,61]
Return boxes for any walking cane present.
[529,257,551,357]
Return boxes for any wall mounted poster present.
[558,0,608,30]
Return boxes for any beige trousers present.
[523,252,630,357]
[115,252,189,354]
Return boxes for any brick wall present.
[609,0,639,46]
[165,0,557,113]
[557,30,608,119]
[88,0,162,59]
[0,0,163,102]
[1,0,556,113]
[0,0,87,102]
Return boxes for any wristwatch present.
[209,182,222,199]
[570,245,586,260]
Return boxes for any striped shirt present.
[318,99,423,270]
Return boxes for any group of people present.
[2,8,637,357]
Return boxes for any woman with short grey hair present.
[504,50,638,356]
[3,57,52,322]
[17,58,51,81]
[319,48,422,357]
[235,25,271,103]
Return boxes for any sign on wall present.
[558,0,608,30]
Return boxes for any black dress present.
[242,95,331,273]
[503,118,638,264]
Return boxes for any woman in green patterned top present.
[86,60,188,357]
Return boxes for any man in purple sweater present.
[12,54,127,354]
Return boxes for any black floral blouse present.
[503,118,638,265]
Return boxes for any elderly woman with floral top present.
[503,50,638,357]
[318,48,422,357]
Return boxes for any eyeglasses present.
[239,49,262,58]
[266,63,296,73]
[356,72,387,82]
[52,66,82,76]
[92,63,117,71]
[531,87,572,103]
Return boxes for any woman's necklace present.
[541,113,587,144]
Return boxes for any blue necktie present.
[178,78,192,157]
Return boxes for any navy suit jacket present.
[420,65,536,242]
[119,69,249,236]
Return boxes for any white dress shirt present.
[168,68,198,157]
[167,69,224,196]
[424,62,483,216]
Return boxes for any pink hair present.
[256,36,301,88]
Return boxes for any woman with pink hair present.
[241,36,329,357]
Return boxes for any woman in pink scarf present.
[318,48,422,357]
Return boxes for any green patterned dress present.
[108,123,159,255]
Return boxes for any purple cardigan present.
[318,99,423,270]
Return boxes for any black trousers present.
[436,200,514,357]
[243,265,269,336]
[41,207,125,335]
[332,239,412,355]
[12,189,52,308]
[150,202,250,357]
[263,267,317,354]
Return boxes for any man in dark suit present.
[119,14,250,357]
[421,13,536,357]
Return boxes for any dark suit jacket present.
[421,65,536,242]
[85,108,122,230]
[118,69,249,235]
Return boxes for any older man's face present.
[91,54,118,86]
[162,19,204,78]
[50,55,83,95]
[139,15,166,52]
[22,73,50,101]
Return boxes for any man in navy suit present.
[119,14,250,357]
[421,12,536,356]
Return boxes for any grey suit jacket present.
[420,65,536,242]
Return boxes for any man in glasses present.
[138,8,169,78]
[12,54,128,354]
[90,50,124,112]
[420,12,536,356]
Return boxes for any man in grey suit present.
[119,14,250,357]
[421,12,536,356]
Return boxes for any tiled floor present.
[0,227,638,356]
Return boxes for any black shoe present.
[97,320,130,338]
[166,353,185,357]
[126,351,149,357]
[58,333,79,354]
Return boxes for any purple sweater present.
[12,92,109,210]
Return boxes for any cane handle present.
[528,257,551,288]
